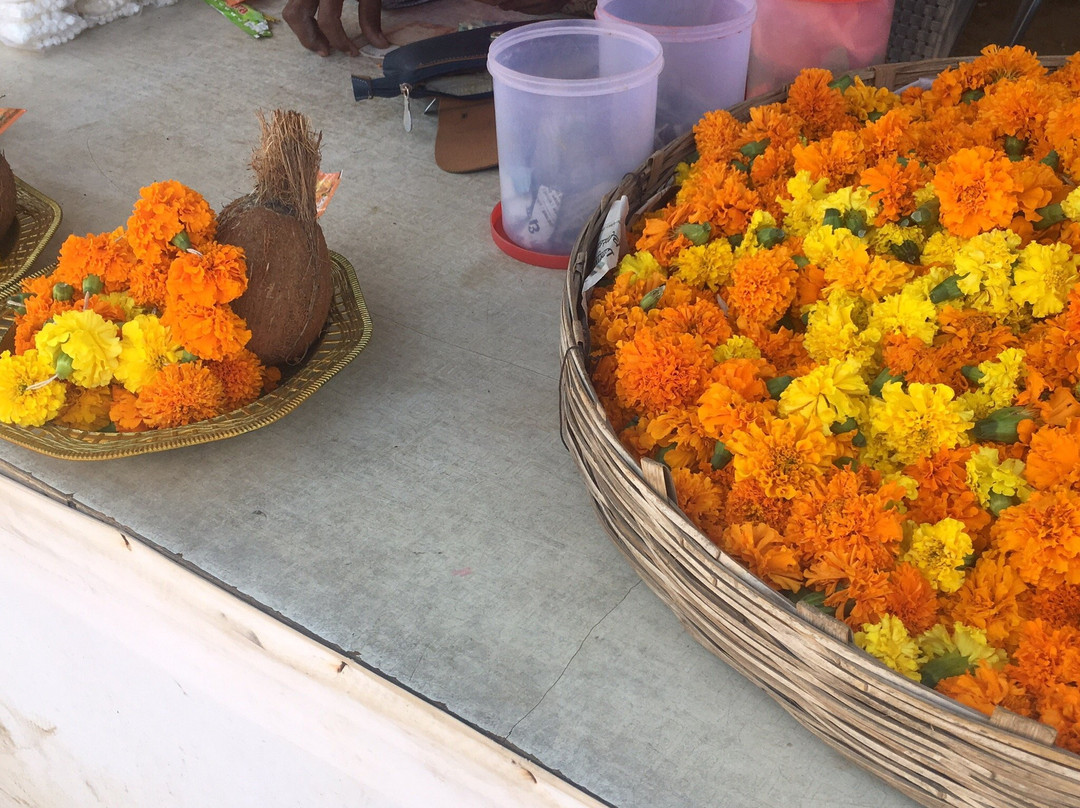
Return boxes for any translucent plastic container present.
[595,0,757,145]
[487,20,663,259]
[746,0,895,98]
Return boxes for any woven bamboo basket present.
[0,251,371,460]
[559,57,1080,808]
[0,177,63,299]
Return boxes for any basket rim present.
[0,251,371,460]
[0,176,64,300]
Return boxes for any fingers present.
[316,0,360,56]
[358,0,390,49]
[282,0,332,56]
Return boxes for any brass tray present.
[0,251,371,460]
[0,177,63,299]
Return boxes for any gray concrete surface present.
[0,6,919,806]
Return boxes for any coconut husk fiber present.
[218,110,334,366]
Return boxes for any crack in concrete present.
[506,580,641,741]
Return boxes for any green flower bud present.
[889,239,921,265]
[756,227,786,248]
[987,490,1016,517]
[960,88,985,104]
[830,417,858,434]
[921,651,973,689]
[766,375,794,399]
[639,284,666,312]
[930,274,963,304]
[739,138,771,159]
[177,350,199,363]
[52,282,75,302]
[971,406,1036,443]
[870,368,904,397]
[170,230,193,251]
[961,365,985,385]
[54,351,74,380]
[678,222,711,246]
[1040,150,1060,170]
[711,441,733,471]
[1033,202,1066,231]
[82,274,105,296]
[828,74,854,92]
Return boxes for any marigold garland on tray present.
[587,47,1080,753]
[0,180,280,433]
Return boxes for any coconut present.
[0,153,16,241]
[217,110,334,366]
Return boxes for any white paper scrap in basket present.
[584,195,629,294]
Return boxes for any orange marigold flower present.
[748,325,815,377]
[693,108,743,163]
[786,469,906,572]
[1006,619,1080,698]
[991,488,1080,589]
[614,328,713,418]
[1024,420,1080,492]
[161,301,252,362]
[650,298,731,346]
[934,146,1020,238]
[792,130,866,190]
[678,160,760,237]
[206,348,267,411]
[645,409,714,471]
[971,44,1047,85]
[804,547,891,628]
[726,246,798,332]
[165,242,248,308]
[1009,159,1065,223]
[52,228,136,293]
[884,562,940,635]
[589,274,660,353]
[937,659,1032,717]
[784,68,855,141]
[109,385,148,432]
[910,106,989,167]
[860,106,916,163]
[136,361,226,429]
[1024,584,1080,630]
[671,467,727,535]
[635,203,693,266]
[1038,683,1080,755]
[1049,52,1080,93]
[717,521,804,593]
[1020,317,1080,391]
[946,554,1029,650]
[727,413,841,500]
[722,479,792,534]
[14,297,67,355]
[126,180,217,269]
[697,381,776,443]
[978,76,1066,145]
[860,157,931,226]
[742,102,803,152]
[127,260,169,309]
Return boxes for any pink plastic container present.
[595,0,757,146]
[745,0,895,98]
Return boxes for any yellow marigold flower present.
[616,250,665,283]
[34,309,122,389]
[975,347,1026,412]
[843,76,901,121]
[114,315,184,393]
[727,413,841,500]
[867,283,939,345]
[870,381,973,466]
[99,292,141,320]
[803,289,875,365]
[868,223,926,254]
[671,239,734,290]
[901,517,973,593]
[818,184,878,224]
[779,356,868,429]
[1062,187,1080,222]
[1010,241,1079,317]
[713,335,761,362]
[0,349,67,427]
[918,622,1007,670]
[855,614,926,681]
[779,170,830,237]
[955,229,1021,295]
[920,229,965,268]
[965,445,1031,509]
[801,224,865,267]
[54,384,113,431]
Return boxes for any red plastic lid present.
[490,202,571,270]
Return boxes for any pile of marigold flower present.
[588,46,1080,752]
[0,180,278,432]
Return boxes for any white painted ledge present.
[0,473,604,808]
